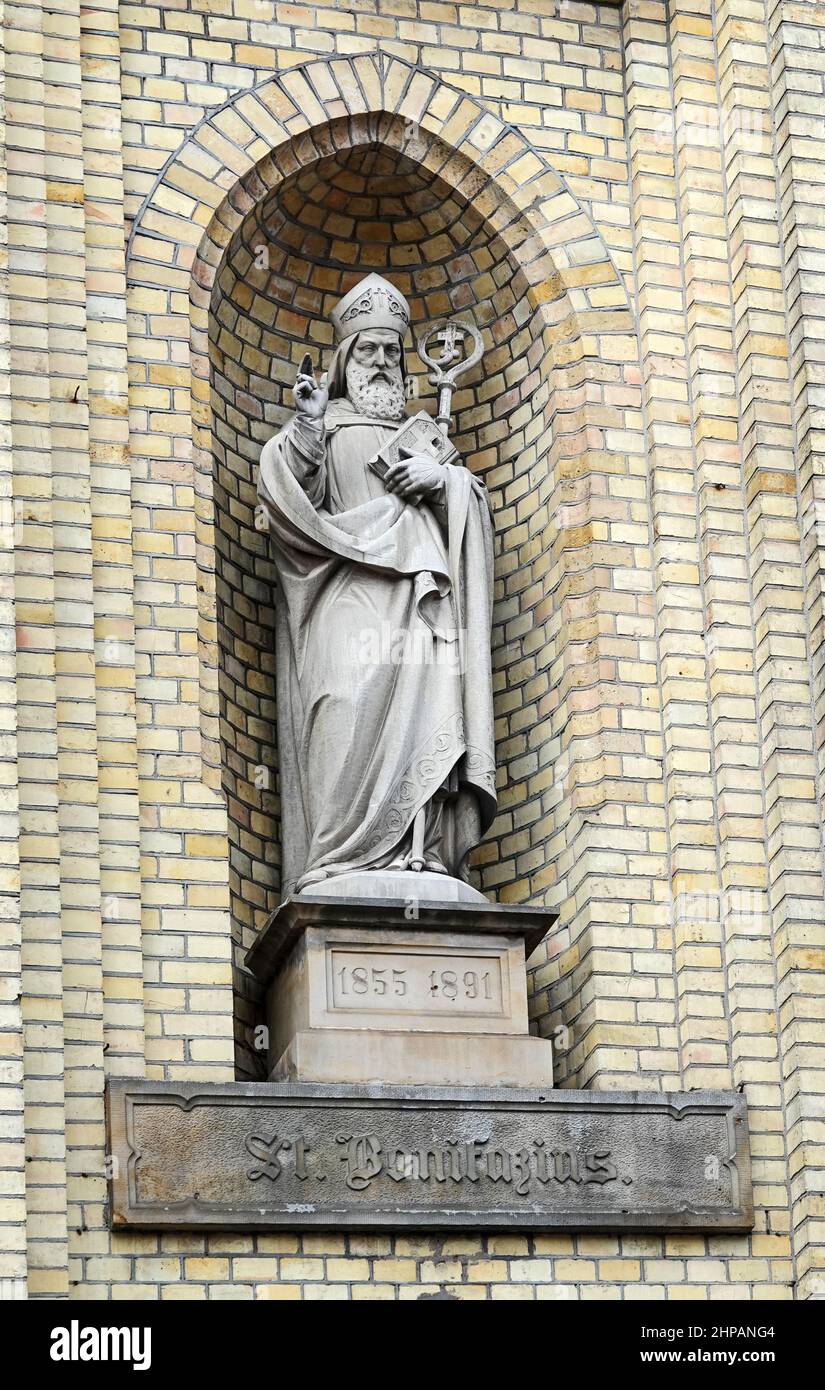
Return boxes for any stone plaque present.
[267,927,529,1067]
[107,1082,753,1233]
[326,938,508,1021]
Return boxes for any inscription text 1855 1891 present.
[327,946,505,1016]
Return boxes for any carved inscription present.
[337,1136,619,1192]
[327,945,505,1017]
[243,1129,621,1192]
[107,1082,754,1233]
[245,1132,310,1182]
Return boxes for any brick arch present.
[127,53,634,777]
[126,56,644,1084]
[127,55,629,315]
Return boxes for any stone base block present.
[301,869,487,904]
[246,893,558,1089]
[271,1028,554,1088]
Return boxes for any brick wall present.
[1,0,823,1300]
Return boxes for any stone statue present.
[257,273,496,901]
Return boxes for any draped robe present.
[257,397,496,895]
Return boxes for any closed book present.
[368,411,458,480]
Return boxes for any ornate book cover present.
[368,410,459,481]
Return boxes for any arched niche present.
[198,121,607,1074]
[127,59,640,1083]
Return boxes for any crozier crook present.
[417,318,484,434]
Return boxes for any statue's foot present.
[423,857,449,875]
[386,853,449,874]
[383,841,450,875]
[386,850,414,871]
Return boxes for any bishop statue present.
[257,273,496,900]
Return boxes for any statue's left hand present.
[384,450,446,504]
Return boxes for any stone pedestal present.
[245,893,556,1088]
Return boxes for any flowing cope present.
[257,397,496,894]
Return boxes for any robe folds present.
[257,397,496,895]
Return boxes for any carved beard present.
[345,361,406,421]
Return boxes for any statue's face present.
[350,328,403,374]
[346,329,405,421]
